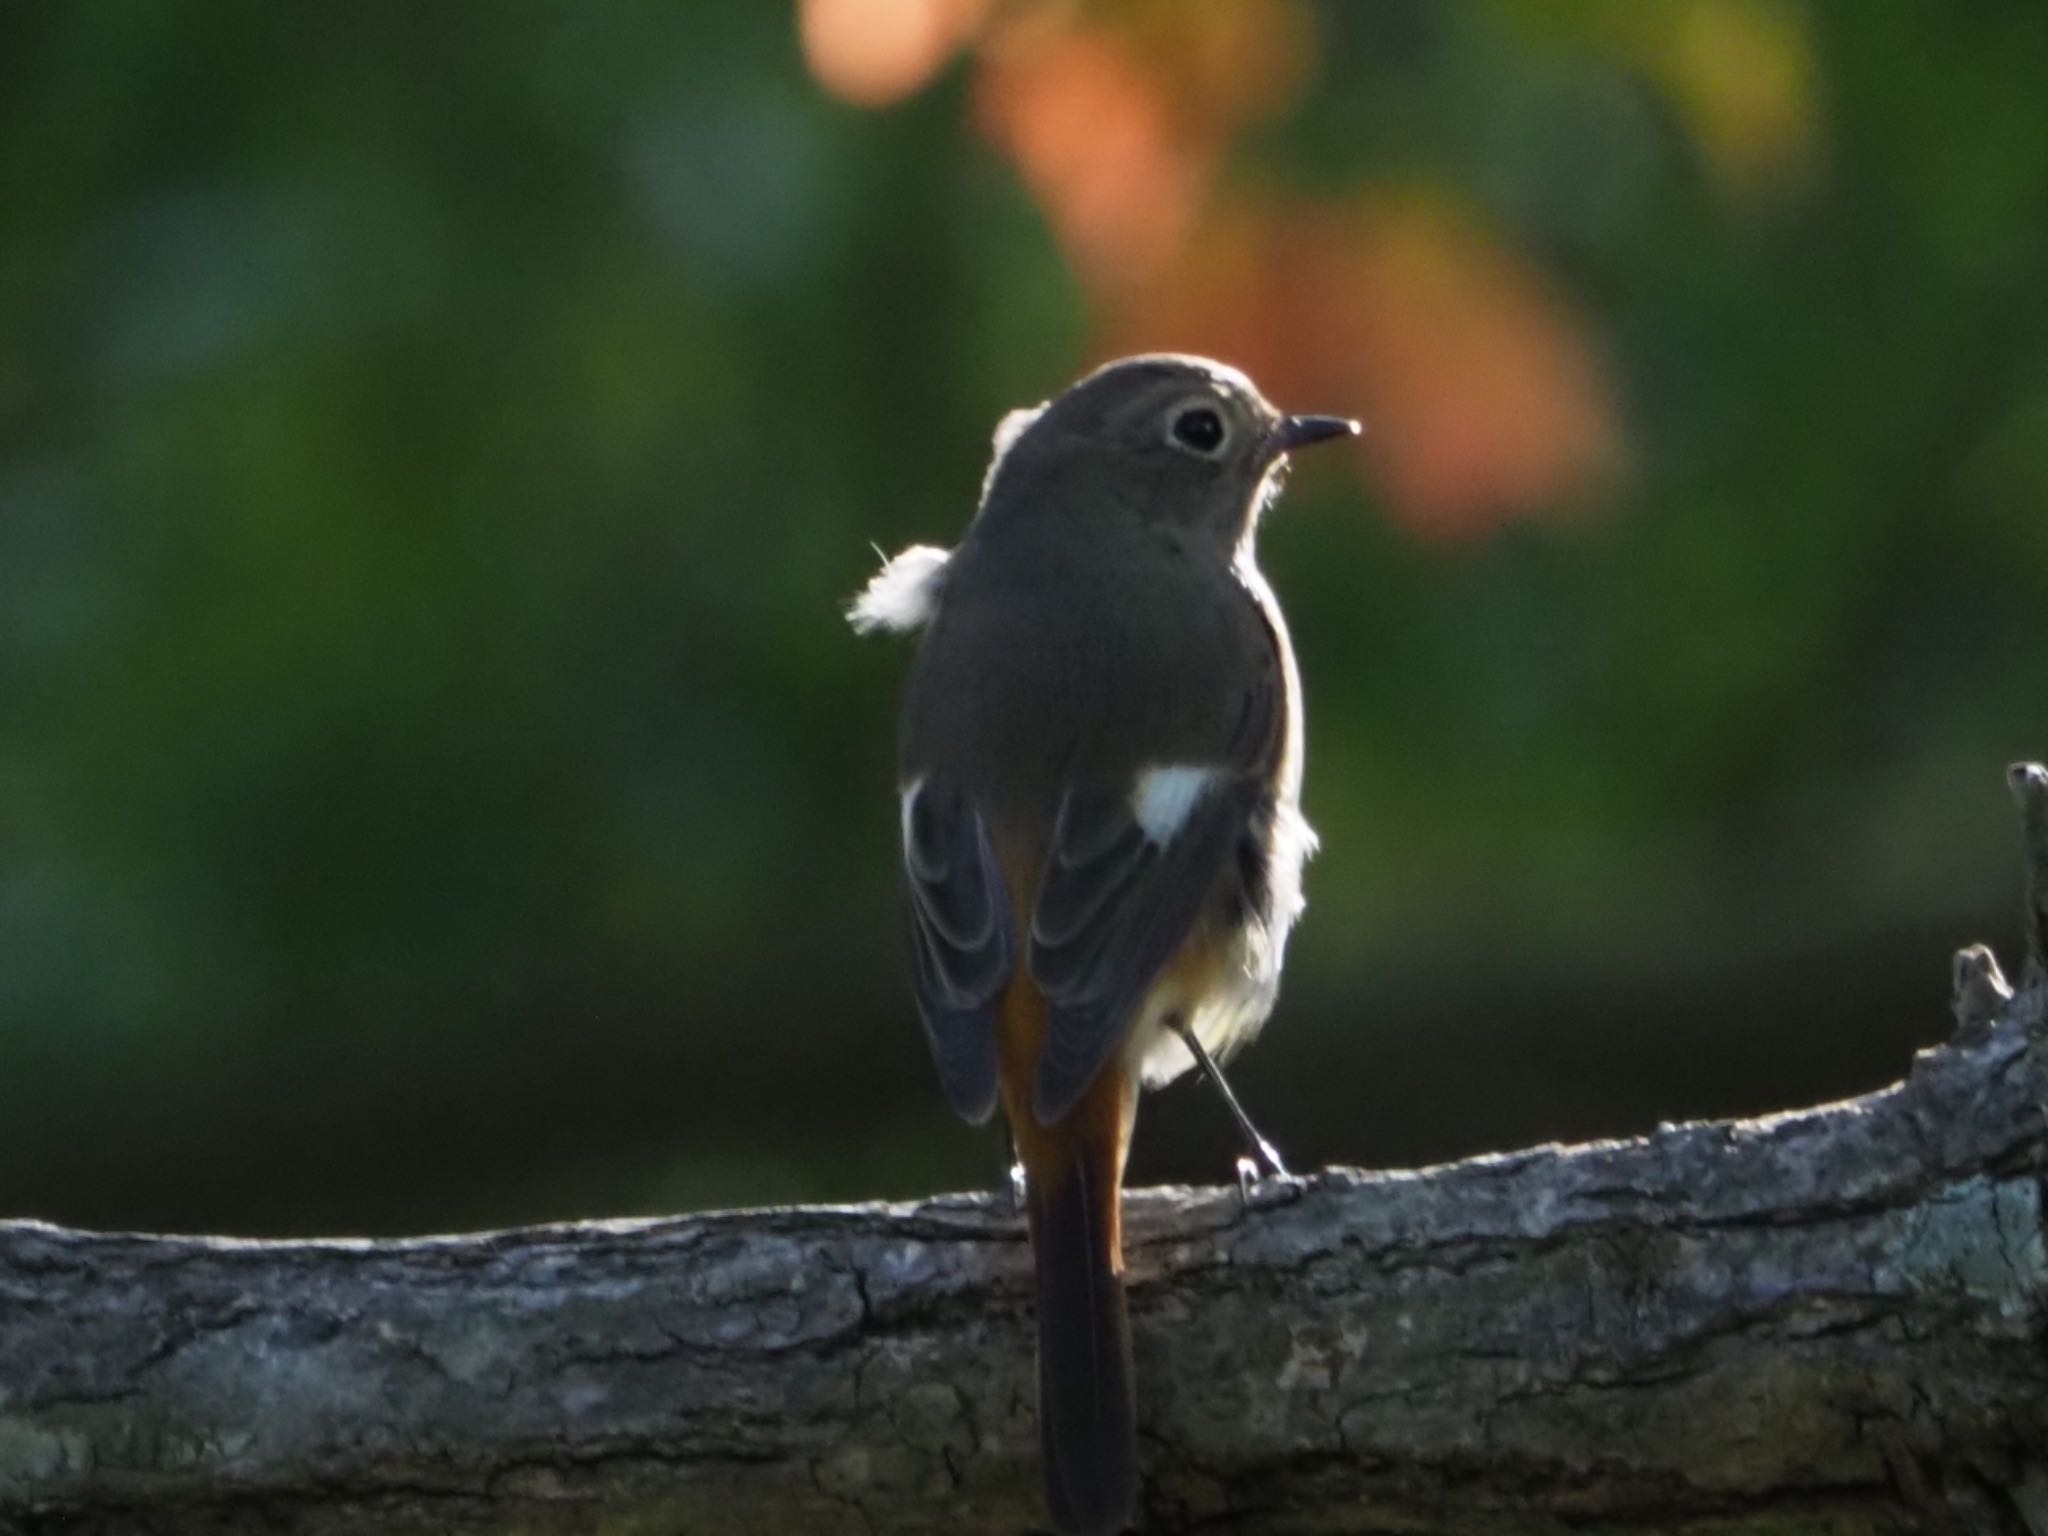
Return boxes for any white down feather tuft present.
[847,544,951,635]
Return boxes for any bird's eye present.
[1169,405,1227,456]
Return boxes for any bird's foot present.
[1234,1147,1305,1211]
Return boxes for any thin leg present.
[1002,1129,1027,1214]
[1172,1018,1289,1182]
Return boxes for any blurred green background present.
[4,1,2045,1237]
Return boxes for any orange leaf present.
[799,0,987,110]
[1109,192,1625,538]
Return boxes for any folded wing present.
[900,776,1012,1123]
[1027,773,1263,1124]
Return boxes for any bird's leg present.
[1002,1128,1027,1214]
[1170,1017,1290,1193]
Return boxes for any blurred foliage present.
[3,1,2046,1235]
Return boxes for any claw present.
[1234,1156,1259,1208]
[1252,1136,1289,1182]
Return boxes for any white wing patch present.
[1130,764,1221,845]
[848,545,950,634]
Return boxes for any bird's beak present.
[1272,414,1361,453]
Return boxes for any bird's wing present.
[1027,771,1267,1123]
[900,776,1012,1124]
[1024,577,1294,1125]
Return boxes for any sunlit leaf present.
[799,0,987,109]
[1505,0,1822,198]
[969,0,1312,290]
[972,13,1202,289]
[1107,191,1626,537]
[1655,0,1821,195]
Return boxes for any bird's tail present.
[1026,1127,1137,1536]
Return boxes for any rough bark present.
[5,774,2048,1536]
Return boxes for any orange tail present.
[1001,978,1138,1536]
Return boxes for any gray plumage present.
[852,354,1353,1536]
[854,354,1342,1127]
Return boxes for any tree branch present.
[7,775,2048,1535]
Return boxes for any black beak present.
[1272,414,1361,454]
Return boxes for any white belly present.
[1124,796,1316,1090]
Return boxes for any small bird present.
[849,354,1355,1534]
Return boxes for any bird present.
[848,354,1356,1534]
